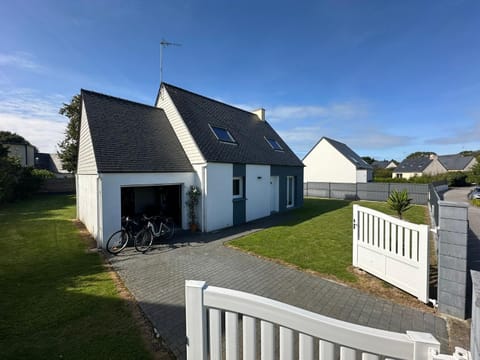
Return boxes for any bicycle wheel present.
[106,230,129,255]
[160,220,175,240]
[135,228,153,253]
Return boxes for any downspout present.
[202,165,207,232]
[97,175,102,248]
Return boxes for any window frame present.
[264,137,284,151]
[286,176,295,208]
[209,124,237,144]
[233,176,244,199]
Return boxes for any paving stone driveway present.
[109,215,448,359]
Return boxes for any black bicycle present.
[106,216,143,255]
[135,215,175,253]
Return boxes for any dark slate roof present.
[305,137,372,170]
[162,83,303,167]
[81,90,193,173]
[438,154,475,171]
[393,157,433,173]
[372,160,389,169]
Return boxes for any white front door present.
[270,176,279,213]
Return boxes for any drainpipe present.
[97,175,102,248]
[202,165,207,232]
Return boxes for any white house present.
[77,84,304,248]
[303,137,373,183]
[2,143,35,167]
[393,155,448,180]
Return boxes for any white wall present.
[77,100,98,174]
[303,139,357,183]
[246,165,271,221]
[76,174,99,245]
[98,172,195,248]
[204,163,233,231]
[157,86,205,165]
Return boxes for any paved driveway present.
[109,215,448,359]
[443,186,480,240]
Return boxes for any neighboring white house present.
[2,143,35,167]
[438,154,477,172]
[77,84,304,248]
[372,160,398,170]
[393,155,447,179]
[303,137,373,183]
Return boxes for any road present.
[443,186,480,240]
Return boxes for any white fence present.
[352,205,430,303]
[185,280,441,360]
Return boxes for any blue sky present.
[1,0,479,161]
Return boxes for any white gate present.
[352,204,430,303]
[185,280,442,360]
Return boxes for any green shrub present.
[472,199,480,207]
[387,189,412,219]
[32,168,55,179]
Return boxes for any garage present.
[121,185,182,226]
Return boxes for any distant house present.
[372,160,397,170]
[35,153,74,178]
[77,84,304,248]
[438,154,477,172]
[1,142,35,167]
[303,137,373,183]
[392,155,447,179]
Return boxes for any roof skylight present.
[210,125,236,144]
[265,137,283,151]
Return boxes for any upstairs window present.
[265,137,283,151]
[210,125,236,144]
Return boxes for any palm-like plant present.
[387,189,412,219]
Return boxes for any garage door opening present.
[121,185,182,226]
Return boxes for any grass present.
[229,198,428,283]
[0,195,151,359]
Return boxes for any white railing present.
[352,204,430,303]
[185,280,441,360]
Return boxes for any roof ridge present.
[81,89,160,111]
[162,83,259,117]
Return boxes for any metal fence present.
[304,182,430,204]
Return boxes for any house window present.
[265,137,283,151]
[233,177,244,199]
[286,176,295,208]
[396,173,403,179]
[210,125,236,143]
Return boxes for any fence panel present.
[185,281,441,360]
[352,205,430,302]
[304,182,430,204]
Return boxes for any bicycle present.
[106,216,142,255]
[135,215,175,253]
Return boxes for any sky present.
[1,0,479,161]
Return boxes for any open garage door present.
[121,185,182,226]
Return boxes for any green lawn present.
[229,198,428,283]
[0,195,151,359]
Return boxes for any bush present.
[32,169,55,179]
[387,189,412,219]
[472,199,480,207]
[446,172,468,186]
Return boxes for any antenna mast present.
[160,39,181,84]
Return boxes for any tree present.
[361,156,375,165]
[58,94,81,173]
[406,151,436,160]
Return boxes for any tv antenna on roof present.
[160,39,181,84]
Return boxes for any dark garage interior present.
[121,185,182,226]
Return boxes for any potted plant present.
[186,185,201,232]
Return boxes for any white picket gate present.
[352,204,430,303]
[185,280,441,360]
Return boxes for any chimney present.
[252,108,265,121]
[429,154,438,160]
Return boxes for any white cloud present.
[268,101,369,123]
[425,120,480,145]
[0,89,68,153]
[0,52,42,70]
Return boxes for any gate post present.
[185,280,208,360]
[352,204,359,267]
